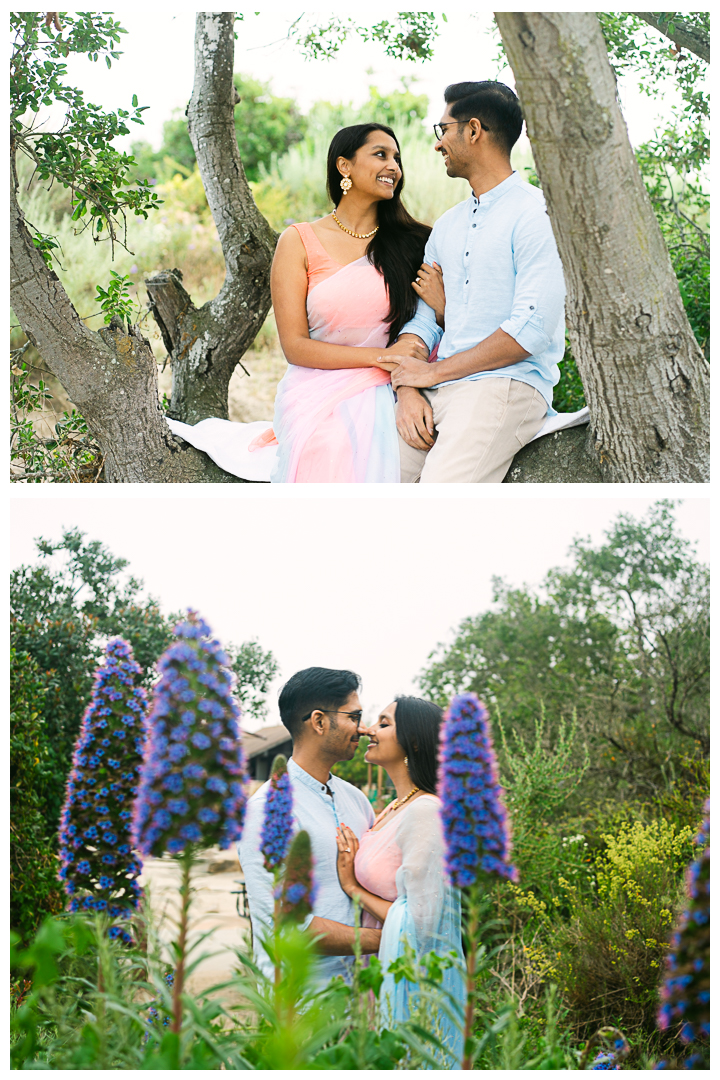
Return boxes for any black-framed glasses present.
[301,708,363,724]
[433,120,489,140]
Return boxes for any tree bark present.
[631,12,709,63]
[10,171,244,483]
[503,424,602,483]
[146,11,278,425]
[495,12,710,483]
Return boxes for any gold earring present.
[340,174,352,194]
[404,756,408,766]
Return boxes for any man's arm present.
[307,916,381,955]
[392,204,565,390]
[392,327,530,390]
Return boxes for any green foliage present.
[10,12,162,255]
[227,638,279,721]
[553,336,587,412]
[133,72,307,185]
[499,712,592,904]
[291,13,443,62]
[551,818,696,1049]
[418,501,709,801]
[10,346,104,482]
[94,270,135,328]
[10,649,64,944]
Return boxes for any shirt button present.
[465,279,469,284]
[472,223,476,227]
[465,252,469,256]
[530,305,535,309]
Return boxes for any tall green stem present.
[462,886,479,1070]
[171,850,193,1037]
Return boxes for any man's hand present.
[396,386,435,450]
[391,357,441,391]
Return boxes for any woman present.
[335,696,465,1068]
[269,123,444,483]
[166,124,445,482]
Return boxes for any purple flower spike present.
[655,799,709,1064]
[260,755,294,873]
[279,829,316,925]
[133,611,247,857]
[438,692,518,889]
[58,637,149,942]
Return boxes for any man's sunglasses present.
[433,120,490,140]
[301,708,363,724]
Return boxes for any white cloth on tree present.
[166,405,590,483]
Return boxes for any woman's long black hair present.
[326,123,431,345]
[393,695,444,795]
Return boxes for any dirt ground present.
[139,846,252,1001]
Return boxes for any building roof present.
[241,723,292,761]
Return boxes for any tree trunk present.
[503,424,602,483]
[495,12,710,483]
[146,11,278,425]
[10,170,243,483]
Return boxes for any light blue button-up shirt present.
[237,756,375,985]
[401,170,566,410]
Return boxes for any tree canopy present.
[417,502,708,801]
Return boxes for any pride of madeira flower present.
[438,692,517,889]
[279,830,316,925]
[58,638,148,941]
[656,798,710,1061]
[132,612,247,857]
[260,754,294,872]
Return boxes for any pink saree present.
[269,223,400,483]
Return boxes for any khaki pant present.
[398,377,547,484]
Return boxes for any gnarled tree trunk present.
[496,11,710,483]
[9,171,243,482]
[146,11,277,425]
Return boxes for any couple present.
[237,667,465,1068]
[169,80,582,484]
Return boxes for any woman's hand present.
[335,823,360,896]
[412,262,445,329]
[374,335,428,372]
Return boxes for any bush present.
[552,818,696,1049]
[10,649,65,944]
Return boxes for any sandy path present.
[139,847,252,1000]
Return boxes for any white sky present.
[10,493,710,732]
[43,8,694,154]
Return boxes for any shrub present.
[552,818,696,1048]
[10,648,65,944]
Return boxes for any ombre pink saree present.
[269,223,400,483]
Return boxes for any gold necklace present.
[332,208,379,239]
[387,786,420,812]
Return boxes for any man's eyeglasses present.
[301,708,363,724]
[433,120,490,140]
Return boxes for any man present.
[389,80,566,483]
[237,667,379,985]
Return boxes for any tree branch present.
[631,12,709,63]
[146,11,278,425]
[10,163,241,483]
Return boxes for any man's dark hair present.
[394,695,444,795]
[278,667,361,742]
[444,80,523,157]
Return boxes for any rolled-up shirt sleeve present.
[500,209,566,358]
[397,232,444,354]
